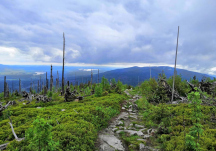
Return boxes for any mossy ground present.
[136,98,216,151]
[0,92,128,150]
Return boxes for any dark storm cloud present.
[0,0,216,74]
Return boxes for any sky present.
[0,0,216,75]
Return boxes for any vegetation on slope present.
[135,74,216,151]
[0,78,128,150]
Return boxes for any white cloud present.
[0,0,216,75]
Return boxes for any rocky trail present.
[95,90,158,151]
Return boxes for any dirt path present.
[95,90,158,151]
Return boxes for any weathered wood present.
[0,101,12,115]
[50,65,53,91]
[171,26,180,103]
[9,122,18,140]
[0,119,25,150]
[62,32,65,95]
[6,82,9,98]
[4,76,6,98]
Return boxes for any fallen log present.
[0,118,25,150]
[0,101,12,115]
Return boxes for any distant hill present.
[0,65,215,92]
[88,66,215,86]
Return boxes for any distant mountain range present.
[0,65,215,92]
[96,66,215,86]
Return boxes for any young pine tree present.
[25,117,59,151]
[185,88,203,151]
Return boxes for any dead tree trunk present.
[58,71,60,89]
[50,65,53,91]
[4,76,6,98]
[171,26,179,103]
[46,72,48,90]
[62,32,65,95]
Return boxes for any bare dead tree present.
[46,72,48,90]
[56,71,59,91]
[171,26,179,103]
[62,32,65,95]
[50,65,53,91]
[4,76,6,98]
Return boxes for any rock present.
[122,107,125,110]
[139,143,158,151]
[99,135,124,151]
[139,143,152,151]
[23,103,26,105]
[116,130,144,137]
[37,107,42,109]
[132,104,138,110]
[129,124,144,129]
[143,134,151,139]
[61,109,65,111]
[112,128,118,132]
[116,121,124,126]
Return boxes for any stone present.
[99,135,124,151]
[122,107,125,110]
[129,124,144,129]
[116,121,124,126]
[132,104,138,110]
[143,134,151,139]
[112,128,118,132]
[61,109,65,111]
[116,130,144,137]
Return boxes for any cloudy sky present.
[0,0,216,74]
